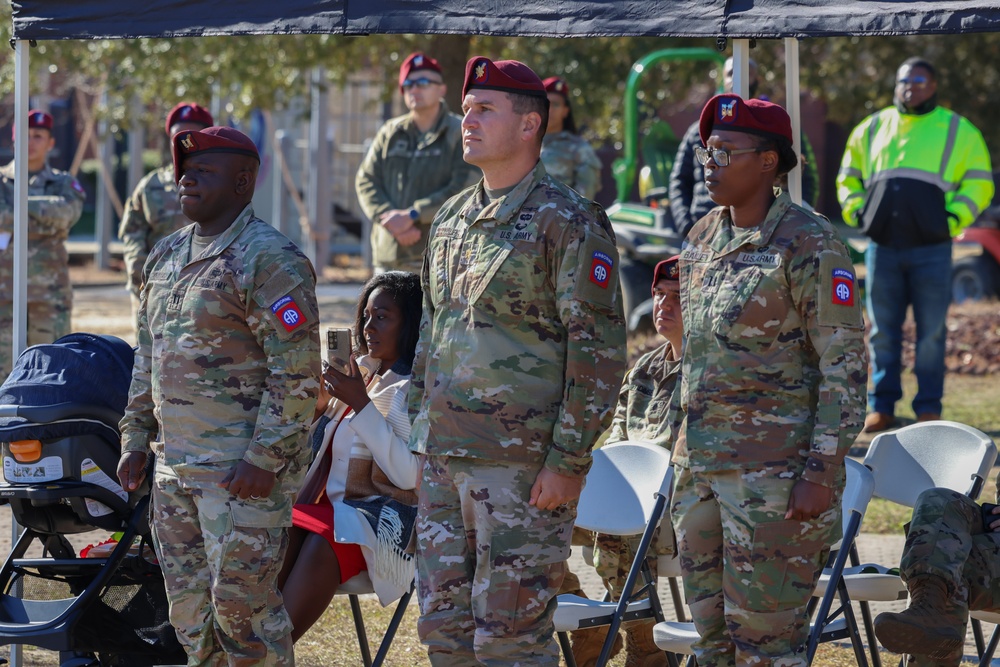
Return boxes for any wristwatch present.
[408,208,419,221]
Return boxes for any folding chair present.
[971,610,1000,667]
[845,420,997,667]
[553,440,676,667]
[651,459,876,666]
[336,571,414,667]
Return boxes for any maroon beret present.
[543,76,570,101]
[28,109,53,131]
[652,255,680,293]
[698,94,793,146]
[463,56,546,99]
[172,126,260,183]
[165,102,214,136]
[399,52,443,92]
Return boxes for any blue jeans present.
[865,241,952,416]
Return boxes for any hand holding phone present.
[982,502,1000,532]
[326,327,353,373]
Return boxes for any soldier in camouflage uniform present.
[671,94,867,667]
[873,486,1000,664]
[118,101,213,324]
[117,126,320,667]
[540,77,603,200]
[563,255,682,667]
[0,109,85,382]
[408,56,626,666]
[356,52,478,274]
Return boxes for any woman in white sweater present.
[278,271,422,641]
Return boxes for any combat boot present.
[873,574,964,660]
[623,620,669,667]
[570,625,623,667]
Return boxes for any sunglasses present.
[402,77,443,91]
[694,146,760,167]
[897,75,929,87]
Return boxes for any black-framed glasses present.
[897,75,929,87]
[402,77,443,91]
[694,146,759,167]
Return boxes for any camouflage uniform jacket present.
[0,161,85,303]
[120,205,321,475]
[118,164,191,297]
[540,130,603,200]
[408,161,626,478]
[604,341,679,450]
[675,191,867,488]
[355,101,477,268]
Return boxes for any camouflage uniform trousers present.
[671,465,839,667]
[899,488,1000,667]
[415,454,576,666]
[0,297,71,381]
[150,460,294,667]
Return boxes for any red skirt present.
[292,496,366,584]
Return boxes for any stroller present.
[0,333,185,667]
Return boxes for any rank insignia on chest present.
[271,295,306,332]
[831,268,855,306]
[590,251,613,289]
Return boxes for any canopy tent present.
[3,5,999,666]
[11,1,1000,39]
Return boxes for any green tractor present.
[607,48,725,332]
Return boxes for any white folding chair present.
[652,459,876,666]
[846,420,997,667]
[553,440,675,667]
[336,571,414,667]
[971,609,1000,666]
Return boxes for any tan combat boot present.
[873,574,965,661]
[623,620,669,667]
[570,626,623,667]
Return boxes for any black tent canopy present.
[11,0,1000,40]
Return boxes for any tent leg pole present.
[784,37,803,204]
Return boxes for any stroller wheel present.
[43,534,76,559]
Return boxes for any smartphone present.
[325,327,353,372]
[982,502,1000,532]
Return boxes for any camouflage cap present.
[172,126,260,183]
[463,56,546,99]
[165,101,214,136]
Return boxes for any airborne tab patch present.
[271,295,306,332]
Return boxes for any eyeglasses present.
[402,77,443,91]
[694,146,760,167]
[897,75,929,87]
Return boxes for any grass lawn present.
[7,365,998,666]
[292,372,1000,666]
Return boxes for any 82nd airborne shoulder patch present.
[590,250,613,289]
[831,267,855,306]
[271,295,306,332]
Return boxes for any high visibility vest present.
[836,105,993,236]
